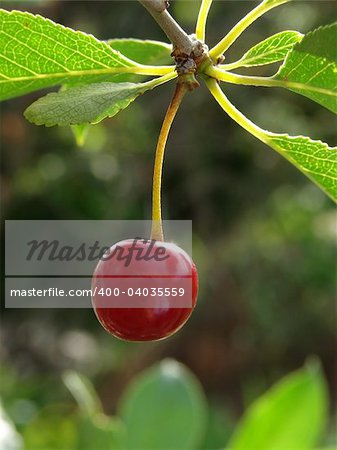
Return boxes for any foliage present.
[275,23,337,114]
[0,360,331,450]
[24,77,173,126]
[118,360,207,449]
[221,30,303,69]
[0,10,138,99]
[0,1,336,200]
[228,359,328,450]
[108,39,172,66]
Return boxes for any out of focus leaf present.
[118,359,207,450]
[228,360,328,450]
[63,371,124,449]
[108,39,172,66]
[62,370,102,416]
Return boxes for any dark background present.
[1,1,336,448]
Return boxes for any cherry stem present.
[151,80,188,241]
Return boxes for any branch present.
[138,0,192,55]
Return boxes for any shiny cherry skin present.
[91,239,198,341]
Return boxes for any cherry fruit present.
[91,238,198,341]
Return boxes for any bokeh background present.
[1,1,336,448]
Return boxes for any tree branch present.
[138,0,192,55]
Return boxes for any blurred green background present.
[1,1,336,449]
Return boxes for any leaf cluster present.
[0,2,336,199]
[0,360,330,449]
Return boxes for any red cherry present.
[91,239,198,341]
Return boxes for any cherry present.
[91,80,198,341]
[91,238,198,341]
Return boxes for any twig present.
[138,0,192,55]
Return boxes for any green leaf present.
[108,38,172,66]
[24,74,173,126]
[62,370,103,416]
[275,23,337,114]
[206,76,336,202]
[265,133,337,202]
[62,371,124,449]
[228,360,328,450]
[225,31,303,69]
[0,9,140,100]
[118,359,207,450]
